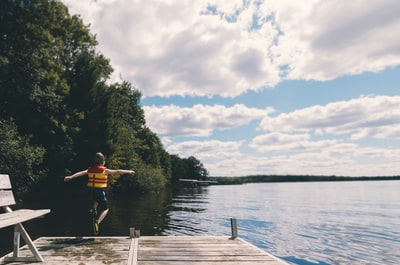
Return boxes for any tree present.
[159,149,172,184]
[169,155,209,183]
[0,0,98,176]
[0,120,45,195]
[185,156,209,180]
[105,82,143,180]
[170,154,186,184]
[66,51,113,170]
[135,128,163,167]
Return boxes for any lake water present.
[161,181,400,265]
[1,180,399,264]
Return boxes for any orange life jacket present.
[87,166,108,188]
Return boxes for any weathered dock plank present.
[1,236,289,265]
[1,237,131,265]
[137,236,288,265]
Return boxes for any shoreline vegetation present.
[208,175,400,185]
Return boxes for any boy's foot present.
[93,219,99,235]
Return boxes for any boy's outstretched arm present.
[106,169,135,175]
[64,169,88,182]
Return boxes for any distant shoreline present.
[208,175,400,185]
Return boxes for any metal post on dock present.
[134,230,140,238]
[129,227,141,238]
[230,218,238,239]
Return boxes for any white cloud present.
[259,95,400,139]
[205,146,400,177]
[351,125,400,140]
[163,128,400,177]
[166,140,243,160]
[63,0,281,97]
[62,0,400,97]
[269,0,400,80]
[249,132,342,152]
[143,104,273,137]
[144,96,400,176]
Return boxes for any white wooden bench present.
[0,174,50,262]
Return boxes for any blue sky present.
[63,0,400,177]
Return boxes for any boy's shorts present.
[93,189,109,211]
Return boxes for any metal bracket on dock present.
[129,227,141,238]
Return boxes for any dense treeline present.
[0,0,208,198]
[210,175,400,185]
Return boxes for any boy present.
[64,152,135,235]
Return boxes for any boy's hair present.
[93,152,105,166]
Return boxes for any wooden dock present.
[1,236,289,265]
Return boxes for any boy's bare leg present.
[97,209,109,224]
[90,201,99,219]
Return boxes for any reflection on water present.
[164,187,210,235]
[1,181,399,265]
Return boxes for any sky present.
[62,0,400,177]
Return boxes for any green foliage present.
[170,154,186,184]
[105,82,143,168]
[169,155,209,183]
[0,120,45,195]
[114,163,167,193]
[135,127,163,167]
[185,156,209,180]
[0,0,98,176]
[159,149,172,184]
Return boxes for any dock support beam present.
[230,218,238,239]
[128,227,139,265]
